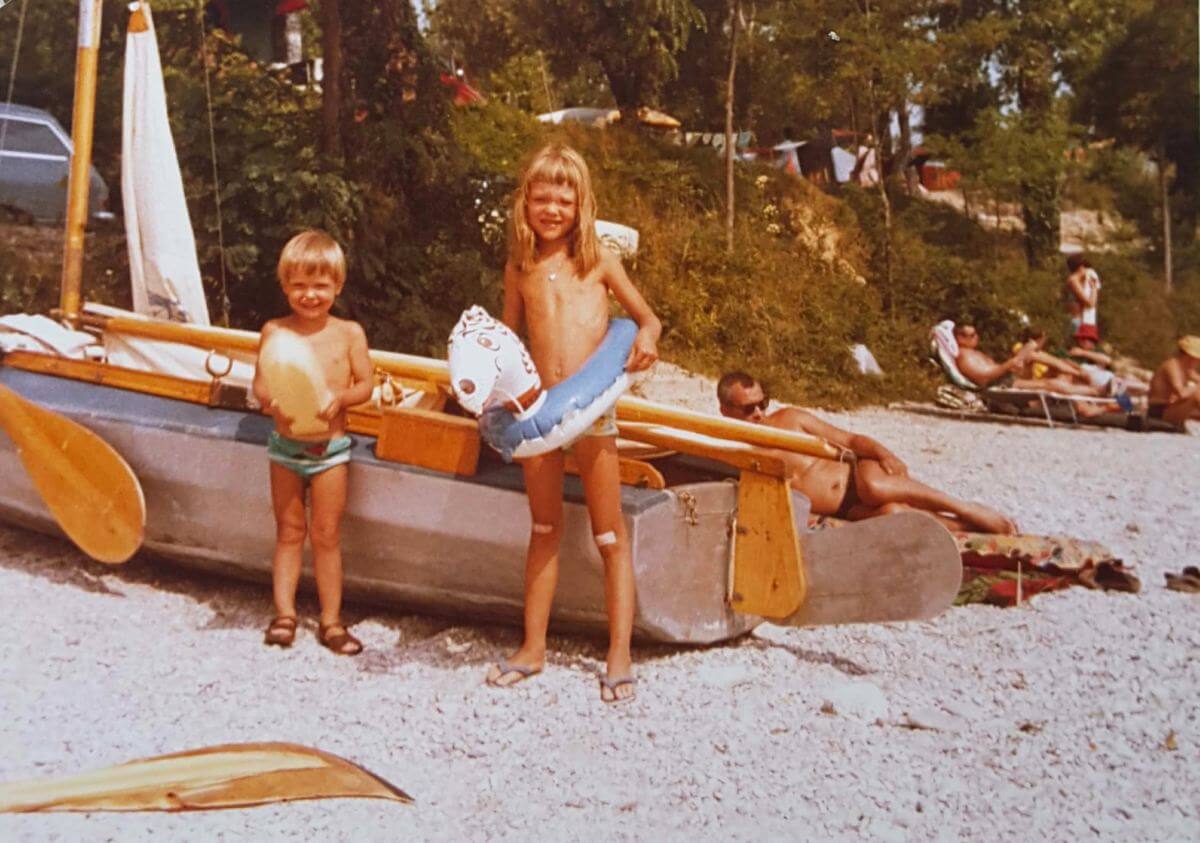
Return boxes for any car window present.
[0,119,69,157]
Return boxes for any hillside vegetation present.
[1,0,1196,407]
[4,100,1198,407]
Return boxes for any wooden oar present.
[82,310,840,459]
[0,382,145,564]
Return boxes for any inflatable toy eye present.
[448,306,637,461]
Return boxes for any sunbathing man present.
[1147,336,1200,425]
[717,372,1017,534]
[954,323,1119,418]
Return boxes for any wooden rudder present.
[730,470,807,618]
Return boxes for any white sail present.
[121,2,210,325]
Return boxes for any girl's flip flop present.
[486,661,541,688]
[599,674,637,704]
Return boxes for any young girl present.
[484,144,661,704]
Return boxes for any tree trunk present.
[320,0,342,161]
[866,82,893,315]
[1015,51,1061,267]
[1158,139,1173,292]
[724,0,741,253]
[897,104,915,194]
[597,55,643,127]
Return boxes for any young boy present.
[485,145,661,703]
[252,230,374,655]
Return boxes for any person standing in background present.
[1065,253,1101,340]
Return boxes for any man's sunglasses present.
[724,395,770,416]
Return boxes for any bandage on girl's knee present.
[531,522,555,535]
[594,530,617,548]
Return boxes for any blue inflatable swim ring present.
[481,319,637,461]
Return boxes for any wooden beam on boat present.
[2,351,383,436]
[4,351,213,405]
[729,470,806,618]
[80,310,840,460]
[616,395,838,460]
[615,422,790,478]
[82,313,450,383]
[2,352,662,488]
[60,1,106,320]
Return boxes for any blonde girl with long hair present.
[485,144,662,704]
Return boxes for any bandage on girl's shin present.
[594,531,617,547]
[531,523,554,535]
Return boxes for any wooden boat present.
[0,2,962,645]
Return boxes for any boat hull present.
[0,367,767,643]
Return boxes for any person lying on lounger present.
[1068,328,1150,395]
[954,323,1119,417]
[1014,326,1137,404]
[716,371,1018,534]
[1012,326,1094,385]
[1148,336,1200,425]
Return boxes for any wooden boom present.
[81,310,840,460]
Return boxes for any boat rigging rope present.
[0,0,31,175]
[196,0,230,327]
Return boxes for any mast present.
[60,0,105,321]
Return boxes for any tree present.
[1077,0,1199,289]
[723,0,741,252]
[924,0,1136,267]
[514,0,705,121]
[320,0,343,160]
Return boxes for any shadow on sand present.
[0,521,869,679]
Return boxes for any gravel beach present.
[1,371,1197,841]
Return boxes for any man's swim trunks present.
[267,432,353,479]
[834,456,860,519]
[1148,403,1167,420]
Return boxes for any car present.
[0,103,114,225]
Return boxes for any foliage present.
[519,0,705,115]
[2,0,1195,412]
[1075,0,1199,242]
[444,109,928,406]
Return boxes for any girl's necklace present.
[546,255,568,283]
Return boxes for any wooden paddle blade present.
[0,383,145,564]
[0,742,413,813]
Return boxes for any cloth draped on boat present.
[122,3,209,326]
[808,515,1139,606]
[0,315,98,358]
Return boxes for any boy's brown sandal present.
[264,616,298,648]
[318,623,363,656]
